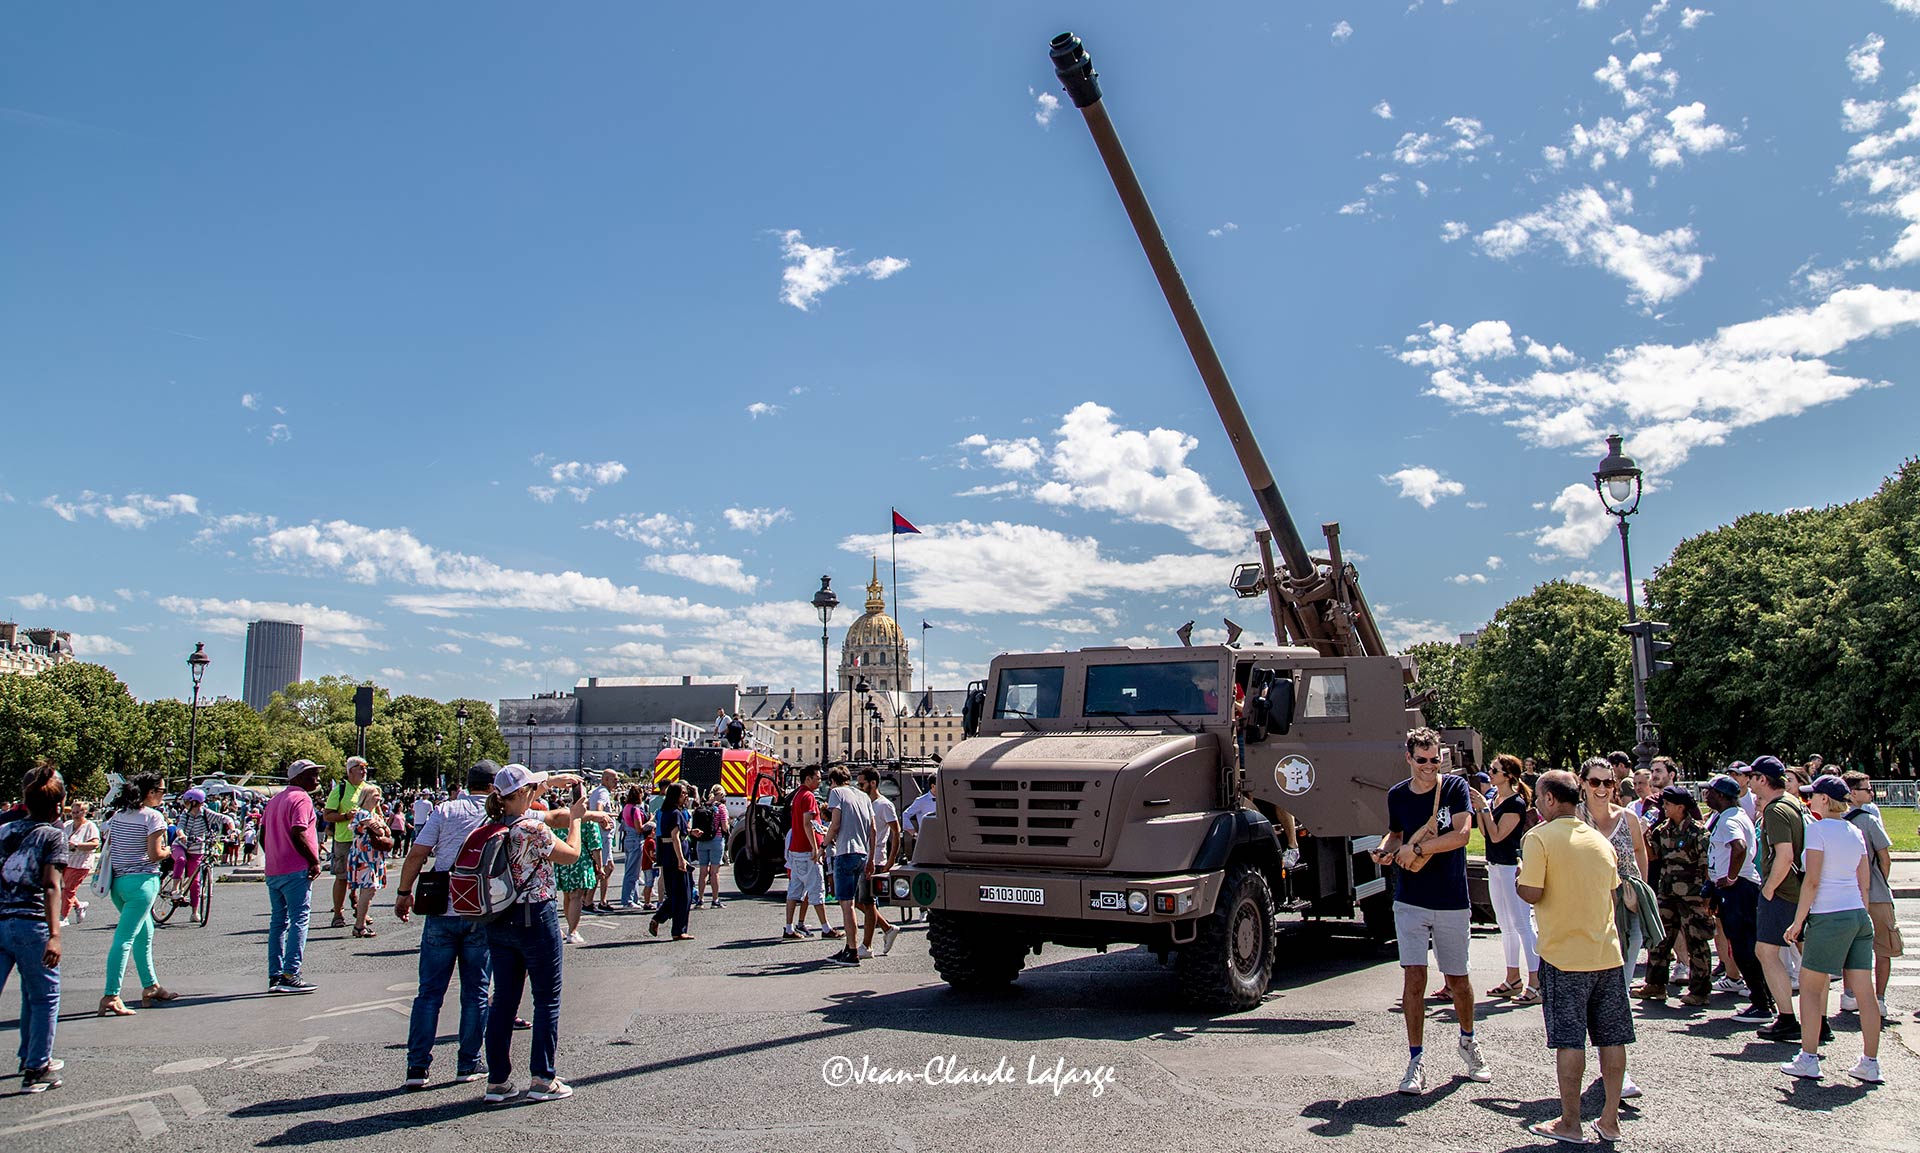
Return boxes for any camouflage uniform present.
[1643,816,1714,998]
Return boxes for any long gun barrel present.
[1049,32,1385,658]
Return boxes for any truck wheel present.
[733,849,775,896]
[927,911,1026,991]
[1176,863,1275,1011]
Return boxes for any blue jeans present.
[485,900,562,1083]
[0,918,58,1071]
[407,915,491,1073]
[266,870,313,980]
[621,829,645,906]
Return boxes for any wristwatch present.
[397,889,413,897]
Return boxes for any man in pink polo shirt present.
[263,758,325,994]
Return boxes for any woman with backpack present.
[647,782,694,940]
[1473,754,1541,1006]
[692,785,729,909]
[481,764,584,1104]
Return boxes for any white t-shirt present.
[901,791,936,833]
[1709,808,1761,885]
[1738,792,1758,823]
[588,785,612,814]
[412,798,433,827]
[1805,816,1868,915]
[869,796,899,868]
[63,818,101,873]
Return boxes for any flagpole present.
[890,507,903,764]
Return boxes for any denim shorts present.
[695,838,724,867]
[1757,893,1797,947]
[832,853,868,904]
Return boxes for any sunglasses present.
[1411,755,1442,765]
[1585,777,1616,787]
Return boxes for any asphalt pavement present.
[2,867,1916,1153]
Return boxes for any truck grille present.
[946,773,1115,861]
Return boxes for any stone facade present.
[0,623,75,677]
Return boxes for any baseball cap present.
[493,763,548,796]
[1470,772,1491,786]
[1747,755,1788,784]
[466,759,502,792]
[1659,785,1694,806]
[1801,774,1849,803]
[1727,760,1750,774]
[1704,774,1742,798]
[286,758,324,782]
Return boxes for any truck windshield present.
[994,667,1064,718]
[1084,660,1222,717]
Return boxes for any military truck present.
[879,34,1448,1010]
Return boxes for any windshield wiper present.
[997,708,1040,731]
[1085,709,1135,729]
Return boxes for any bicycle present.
[152,851,215,927]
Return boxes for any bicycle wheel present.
[195,862,214,927]
[151,873,181,925]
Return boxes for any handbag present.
[1401,778,1447,874]
[91,821,114,896]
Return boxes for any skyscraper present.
[242,620,304,712]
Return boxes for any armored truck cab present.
[885,644,1413,1009]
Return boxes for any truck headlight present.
[1126,889,1149,915]
[891,875,912,900]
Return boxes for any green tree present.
[445,698,511,767]
[1462,581,1632,769]
[35,662,145,798]
[0,674,78,799]
[1403,641,1470,730]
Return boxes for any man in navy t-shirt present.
[1370,726,1487,1095]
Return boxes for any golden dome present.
[842,557,906,653]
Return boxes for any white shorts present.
[1394,901,1471,976]
[785,850,824,905]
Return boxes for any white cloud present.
[1207,221,1240,237]
[1439,220,1470,242]
[1562,568,1627,595]
[956,481,1022,498]
[643,552,759,594]
[1680,8,1710,29]
[1474,185,1705,305]
[965,402,1253,551]
[432,642,463,655]
[433,628,525,649]
[1338,199,1370,216]
[777,229,911,311]
[67,633,134,656]
[157,595,385,650]
[13,593,112,613]
[1331,20,1353,42]
[548,460,628,487]
[587,512,697,550]
[266,423,291,445]
[1533,484,1617,560]
[1448,572,1488,585]
[528,486,559,503]
[1392,117,1492,166]
[1383,466,1466,508]
[723,506,790,533]
[1372,100,1393,119]
[841,520,1229,615]
[1395,319,1518,369]
[40,491,199,529]
[1032,88,1061,128]
[240,393,258,410]
[746,402,780,418]
[1485,555,1505,570]
[115,588,135,601]
[255,520,732,623]
[1845,99,1890,133]
[1849,33,1886,86]
[1379,615,1460,650]
[1646,102,1733,167]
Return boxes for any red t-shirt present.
[788,789,820,853]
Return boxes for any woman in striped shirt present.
[99,773,174,1016]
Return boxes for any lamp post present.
[811,576,839,771]
[1594,433,1657,771]
[526,712,539,769]
[217,739,228,779]
[165,739,176,791]
[185,642,210,781]
[454,703,470,775]
[433,732,444,791]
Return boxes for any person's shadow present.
[1299,1078,1468,1136]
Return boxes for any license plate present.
[1088,890,1125,911]
[978,885,1044,906]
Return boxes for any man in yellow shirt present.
[1518,770,1632,1145]
[319,757,369,929]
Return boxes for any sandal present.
[1510,986,1542,1006]
[1527,1120,1595,1146]
[330,913,347,928]
[141,985,180,1007]
[1486,980,1521,998]
[98,995,137,1017]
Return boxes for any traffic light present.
[1620,620,1675,680]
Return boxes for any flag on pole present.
[922,620,932,630]
[891,510,921,534]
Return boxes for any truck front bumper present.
[880,865,1223,923]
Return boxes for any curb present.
[1896,887,1920,900]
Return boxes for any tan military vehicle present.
[879,34,1441,1010]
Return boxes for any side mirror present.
[961,682,986,739]
[1247,674,1293,741]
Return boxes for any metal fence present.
[1677,778,1918,808]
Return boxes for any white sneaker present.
[1848,1056,1883,1084]
[1878,999,1890,1019]
[527,1076,573,1101]
[1713,976,1749,996]
[1398,1055,1426,1095]
[1281,847,1301,869]
[880,927,901,956]
[1672,963,1690,982]
[856,946,873,959]
[1621,1077,1642,1099]
[1779,1052,1823,1080]
[74,905,86,922]
[1841,992,1858,1012]
[1458,1036,1492,1083]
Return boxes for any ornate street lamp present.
[1593,433,1659,770]
[526,712,539,769]
[433,732,444,791]
[185,643,211,780]
[811,576,839,771]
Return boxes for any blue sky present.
[6,1,1919,707]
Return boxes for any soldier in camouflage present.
[1637,785,1715,1006]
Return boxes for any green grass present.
[1465,811,1920,857]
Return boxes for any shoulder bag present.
[1400,778,1447,874]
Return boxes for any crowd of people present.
[1380,729,1908,1144]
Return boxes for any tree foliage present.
[1460,581,1632,770]
[1404,641,1470,730]
[1647,458,1920,772]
